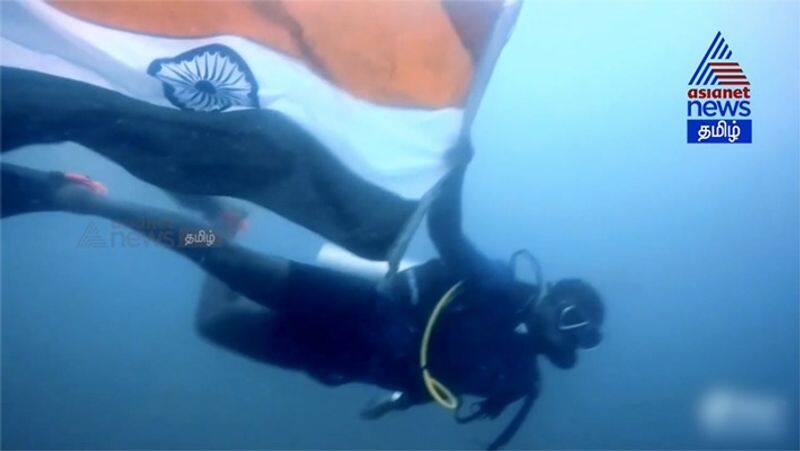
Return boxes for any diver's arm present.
[428,157,516,307]
[71,195,291,310]
[427,141,487,279]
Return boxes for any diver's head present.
[507,250,604,365]
[533,278,604,364]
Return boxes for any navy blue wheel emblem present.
[147,44,259,112]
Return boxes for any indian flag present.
[1,0,521,262]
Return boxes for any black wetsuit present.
[375,259,538,402]
[1,164,70,217]
[1,67,415,260]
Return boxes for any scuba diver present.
[2,160,604,450]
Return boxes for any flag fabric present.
[1,0,521,261]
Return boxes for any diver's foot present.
[212,206,249,239]
[219,208,249,233]
[54,173,108,213]
[63,173,108,196]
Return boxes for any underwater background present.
[2,1,798,449]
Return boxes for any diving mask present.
[557,302,601,349]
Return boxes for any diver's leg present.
[61,182,379,318]
[1,67,415,259]
[77,194,292,309]
[169,194,225,221]
[0,163,107,218]
[4,164,388,376]
[83,194,381,380]
[0,162,290,308]
[190,196,251,342]
[1,163,66,218]
[1,67,288,194]
[1,162,373,318]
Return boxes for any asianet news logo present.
[687,32,752,144]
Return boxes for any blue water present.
[2,1,798,449]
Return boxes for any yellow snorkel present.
[419,280,464,410]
